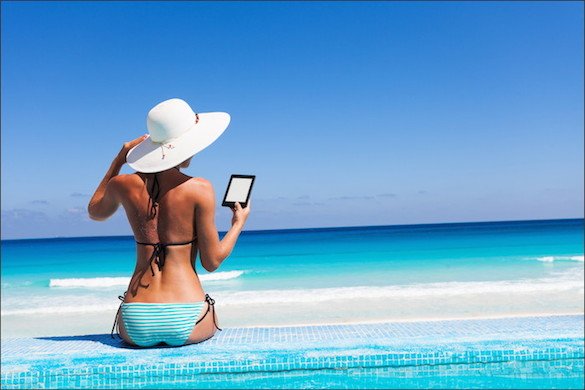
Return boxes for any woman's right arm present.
[195,180,250,272]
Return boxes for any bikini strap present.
[163,237,198,246]
[135,237,198,247]
[135,237,198,275]
[148,173,160,218]
[195,294,222,331]
[146,167,180,218]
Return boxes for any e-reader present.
[222,174,255,208]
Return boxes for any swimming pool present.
[2,315,583,389]
[105,360,585,389]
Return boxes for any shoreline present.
[2,311,583,339]
[236,310,585,329]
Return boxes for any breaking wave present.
[49,270,245,288]
[535,255,584,263]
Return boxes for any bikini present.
[110,170,221,347]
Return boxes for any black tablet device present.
[222,174,255,208]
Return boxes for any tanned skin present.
[88,135,251,345]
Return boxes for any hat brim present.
[126,112,230,173]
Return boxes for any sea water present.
[1,219,583,338]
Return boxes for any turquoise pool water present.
[128,360,585,389]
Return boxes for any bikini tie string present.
[145,243,167,276]
[198,294,222,331]
[111,291,127,340]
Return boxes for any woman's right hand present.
[117,134,149,164]
[231,201,251,228]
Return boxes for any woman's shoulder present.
[184,177,216,203]
[187,177,214,193]
[113,173,144,187]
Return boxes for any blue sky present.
[1,1,583,239]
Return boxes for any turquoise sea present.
[1,218,583,338]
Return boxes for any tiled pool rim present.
[1,315,583,388]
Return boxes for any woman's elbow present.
[87,203,113,221]
[87,205,104,221]
[201,255,222,273]
[201,261,218,273]
[88,213,107,222]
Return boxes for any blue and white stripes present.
[121,302,204,347]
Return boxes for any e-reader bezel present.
[222,174,255,208]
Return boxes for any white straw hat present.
[126,98,230,173]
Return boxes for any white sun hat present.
[126,98,230,173]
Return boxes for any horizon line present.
[2,217,583,242]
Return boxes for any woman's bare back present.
[115,168,208,303]
[111,168,221,344]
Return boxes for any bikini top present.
[138,169,197,275]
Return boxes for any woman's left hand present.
[117,134,148,164]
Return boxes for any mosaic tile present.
[1,315,583,389]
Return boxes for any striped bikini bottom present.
[114,294,221,347]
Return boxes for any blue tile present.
[1,315,583,389]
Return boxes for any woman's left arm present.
[88,135,147,221]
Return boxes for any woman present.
[88,98,250,347]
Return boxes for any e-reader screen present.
[222,175,255,208]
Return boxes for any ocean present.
[1,219,583,338]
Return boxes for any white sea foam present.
[48,270,245,288]
[536,255,584,262]
[202,270,245,281]
[214,277,584,306]
[4,270,582,316]
[1,303,119,316]
[49,277,130,288]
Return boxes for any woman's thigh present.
[185,303,219,344]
